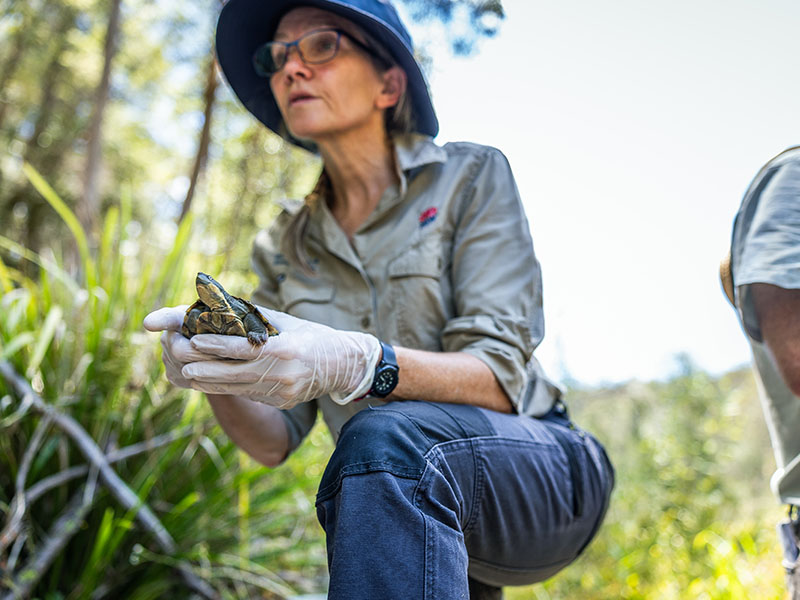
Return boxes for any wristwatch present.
[369,341,399,398]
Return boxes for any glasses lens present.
[252,30,342,77]
[253,42,284,76]
[299,30,340,64]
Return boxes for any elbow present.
[250,447,288,468]
[784,372,800,398]
[773,356,800,397]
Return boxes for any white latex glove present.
[143,306,223,390]
[144,305,382,410]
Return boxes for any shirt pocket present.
[386,233,451,349]
[278,273,337,325]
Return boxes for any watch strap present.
[354,340,399,401]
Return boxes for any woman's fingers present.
[190,334,264,360]
[143,305,189,332]
[163,331,218,363]
[182,355,308,384]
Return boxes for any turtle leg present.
[242,313,269,346]
[182,306,206,338]
[247,331,268,346]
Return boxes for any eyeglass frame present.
[252,28,384,77]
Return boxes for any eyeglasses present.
[253,28,377,77]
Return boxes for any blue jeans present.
[315,400,614,599]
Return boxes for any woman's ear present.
[376,66,407,109]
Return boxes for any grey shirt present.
[251,133,561,453]
[730,146,800,505]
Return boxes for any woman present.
[145,0,614,597]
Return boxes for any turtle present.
[182,272,279,345]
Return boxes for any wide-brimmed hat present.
[215,0,439,147]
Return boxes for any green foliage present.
[0,0,318,272]
[0,170,331,597]
[507,360,785,599]
[0,175,786,597]
[398,0,505,54]
[0,1,784,597]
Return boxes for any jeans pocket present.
[545,424,584,518]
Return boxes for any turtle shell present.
[182,273,278,345]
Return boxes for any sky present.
[399,0,800,386]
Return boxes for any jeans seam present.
[367,404,436,447]
[464,439,484,537]
[412,462,435,600]
[316,460,424,502]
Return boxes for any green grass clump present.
[0,165,331,598]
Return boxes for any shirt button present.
[361,315,371,328]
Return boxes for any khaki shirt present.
[251,133,561,452]
[731,146,800,504]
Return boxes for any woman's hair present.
[359,27,416,136]
[281,22,416,275]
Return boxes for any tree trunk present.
[179,49,219,224]
[0,7,34,132]
[0,6,75,253]
[78,0,123,240]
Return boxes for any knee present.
[318,405,432,500]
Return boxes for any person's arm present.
[392,348,512,413]
[435,146,544,413]
[143,306,293,467]
[206,394,290,467]
[751,283,800,396]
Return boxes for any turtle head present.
[195,272,229,310]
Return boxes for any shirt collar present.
[390,133,448,199]
[304,133,447,207]
[303,133,447,247]
[393,132,448,173]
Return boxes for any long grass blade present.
[1,332,36,360]
[1,287,30,334]
[0,235,80,296]
[25,305,63,379]
[78,507,116,595]
[99,205,119,291]
[0,256,13,293]
[21,162,97,290]
[147,213,193,307]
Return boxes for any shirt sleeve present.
[250,225,318,455]
[251,228,283,310]
[732,157,800,341]
[440,146,547,410]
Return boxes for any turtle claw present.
[248,331,268,346]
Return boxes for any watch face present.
[373,368,398,396]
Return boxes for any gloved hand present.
[143,306,223,391]
[144,305,382,410]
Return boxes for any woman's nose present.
[281,46,310,78]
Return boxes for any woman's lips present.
[289,94,316,106]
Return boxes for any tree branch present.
[0,360,219,599]
[25,426,194,504]
[0,414,52,555]
[1,486,95,600]
[179,49,219,223]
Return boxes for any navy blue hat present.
[215,0,439,147]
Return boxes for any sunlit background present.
[407,0,800,385]
[3,1,798,597]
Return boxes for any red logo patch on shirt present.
[419,207,438,228]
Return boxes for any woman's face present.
[269,7,395,144]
